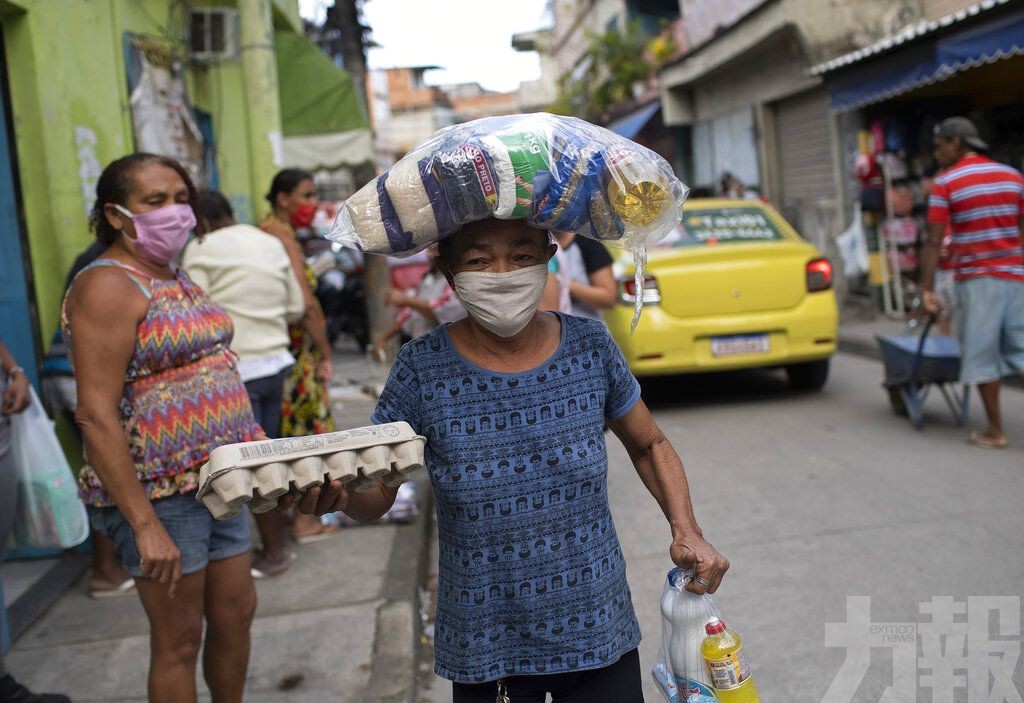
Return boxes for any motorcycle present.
[303,234,369,352]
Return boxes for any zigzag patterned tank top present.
[62,259,261,506]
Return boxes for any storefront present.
[658,0,842,253]
[814,0,1024,313]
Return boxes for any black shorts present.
[452,648,643,703]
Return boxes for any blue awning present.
[607,101,661,138]
[823,5,1024,112]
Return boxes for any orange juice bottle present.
[701,617,761,702]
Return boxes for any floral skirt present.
[280,327,334,437]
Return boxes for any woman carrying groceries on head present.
[63,154,259,703]
[259,169,338,542]
[290,217,730,702]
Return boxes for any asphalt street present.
[609,352,1024,702]
[8,350,1021,703]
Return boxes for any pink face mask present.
[114,203,196,265]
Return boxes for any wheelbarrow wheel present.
[786,359,830,391]
[887,387,909,417]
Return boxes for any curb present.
[361,473,433,703]
[837,336,882,363]
[5,552,89,647]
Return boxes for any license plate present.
[710,334,770,357]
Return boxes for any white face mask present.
[453,264,549,337]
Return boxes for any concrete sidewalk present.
[836,313,909,362]
[4,347,431,703]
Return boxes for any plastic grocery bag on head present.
[329,112,689,330]
[654,567,764,703]
[7,386,89,551]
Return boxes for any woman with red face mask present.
[63,154,261,702]
[260,170,338,543]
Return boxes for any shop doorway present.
[0,31,38,386]
[773,87,839,251]
[691,108,761,193]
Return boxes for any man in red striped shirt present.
[921,117,1024,449]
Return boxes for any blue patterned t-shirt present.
[372,313,643,683]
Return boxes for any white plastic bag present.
[8,386,89,550]
[652,568,721,703]
[835,205,870,278]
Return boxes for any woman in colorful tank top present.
[62,154,260,703]
[259,169,338,544]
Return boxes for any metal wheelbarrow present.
[876,316,969,429]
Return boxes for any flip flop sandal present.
[293,523,342,545]
[251,552,297,579]
[968,432,1008,449]
[88,577,136,599]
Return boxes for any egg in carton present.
[196,422,426,520]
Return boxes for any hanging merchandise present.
[854,153,884,212]
[329,113,689,329]
[870,119,886,156]
[887,182,914,217]
[835,205,870,278]
[885,119,909,154]
[880,218,918,247]
[653,568,762,703]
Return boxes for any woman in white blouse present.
[183,190,305,578]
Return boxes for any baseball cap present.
[934,117,989,151]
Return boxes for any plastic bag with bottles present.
[653,567,761,702]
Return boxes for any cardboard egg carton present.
[197,422,426,520]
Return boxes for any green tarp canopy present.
[275,31,373,170]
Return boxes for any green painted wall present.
[3,0,128,343]
[2,0,291,345]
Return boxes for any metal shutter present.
[774,88,837,246]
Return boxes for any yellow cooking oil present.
[701,617,761,702]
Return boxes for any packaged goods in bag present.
[328,112,685,259]
[328,112,688,330]
[8,386,89,550]
[653,567,761,703]
[702,618,760,702]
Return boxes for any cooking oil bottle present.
[701,617,761,702]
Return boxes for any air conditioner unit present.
[189,8,239,63]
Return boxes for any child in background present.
[372,247,467,358]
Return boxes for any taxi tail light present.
[806,258,833,292]
[619,274,661,305]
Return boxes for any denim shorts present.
[88,490,252,578]
[956,276,1024,384]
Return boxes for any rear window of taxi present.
[667,206,784,246]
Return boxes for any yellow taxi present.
[604,198,838,390]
